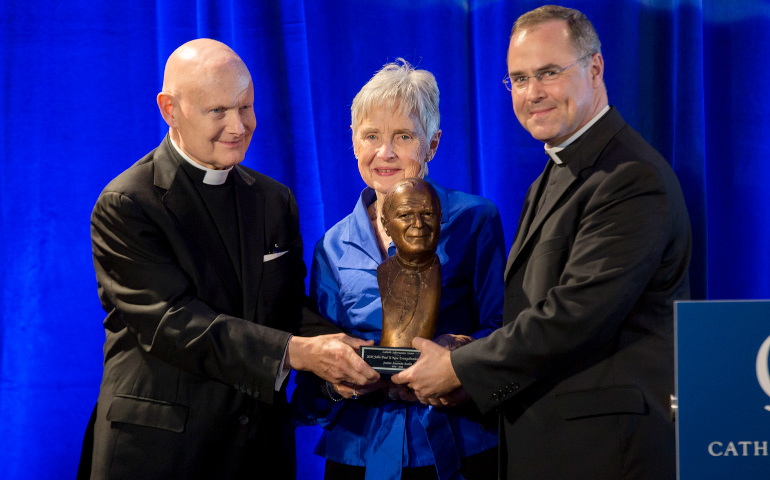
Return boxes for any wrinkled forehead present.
[182,61,253,105]
[507,21,578,70]
[173,50,248,87]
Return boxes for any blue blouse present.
[293,176,505,480]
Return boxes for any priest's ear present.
[157,91,179,128]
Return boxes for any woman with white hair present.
[293,59,504,480]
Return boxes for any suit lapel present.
[504,163,581,279]
[504,165,548,278]
[155,138,242,305]
[524,163,580,242]
[233,167,264,323]
[504,107,627,281]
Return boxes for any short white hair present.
[351,58,440,146]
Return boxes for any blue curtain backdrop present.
[1,0,768,478]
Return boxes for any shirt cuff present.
[275,336,292,391]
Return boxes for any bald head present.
[157,39,256,170]
[162,39,250,99]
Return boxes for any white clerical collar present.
[169,136,232,185]
[545,105,610,165]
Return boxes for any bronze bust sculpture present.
[378,178,442,348]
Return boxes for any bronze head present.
[380,178,441,267]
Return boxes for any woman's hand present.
[387,382,419,402]
[434,334,474,351]
[326,379,388,400]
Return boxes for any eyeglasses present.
[503,53,593,92]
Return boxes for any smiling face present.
[381,181,441,262]
[507,20,606,147]
[174,68,255,170]
[158,40,256,170]
[353,104,432,197]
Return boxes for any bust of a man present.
[377,178,442,348]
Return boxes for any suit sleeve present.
[92,190,291,404]
[452,160,680,414]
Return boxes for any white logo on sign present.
[755,335,770,412]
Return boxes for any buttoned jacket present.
[89,136,327,479]
[453,108,691,479]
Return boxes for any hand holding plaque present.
[360,178,442,375]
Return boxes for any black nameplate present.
[360,346,421,374]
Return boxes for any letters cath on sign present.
[707,441,769,457]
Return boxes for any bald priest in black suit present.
[83,39,379,480]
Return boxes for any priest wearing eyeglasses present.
[393,5,691,479]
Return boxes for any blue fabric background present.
[0,0,768,478]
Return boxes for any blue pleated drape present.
[1,1,768,478]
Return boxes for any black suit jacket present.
[88,136,328,479]
[452,108,691,479]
